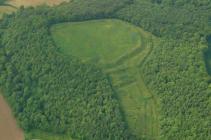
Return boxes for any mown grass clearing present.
[51,19,160,140]
[52,19,142,66]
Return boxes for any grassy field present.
[51,19,160,140]
[52,20,142,66]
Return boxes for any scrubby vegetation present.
[0,0,210,140]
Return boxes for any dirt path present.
[0,95,24,140]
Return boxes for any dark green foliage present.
[0,0,6,5]
[0,0,210,140]
[115,1,211,139]
[116,0,211,40]
[204,35,211,75]
[141,40,210,140]
[48,0,132,24]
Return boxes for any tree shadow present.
[204,35,211,75]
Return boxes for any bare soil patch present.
[0,95,24,140]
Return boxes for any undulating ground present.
[0,94,24,140]
[51,19,160,140]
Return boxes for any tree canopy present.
[0,0,210,140]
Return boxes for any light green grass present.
[51,19,142,66]
[51,19,160,140]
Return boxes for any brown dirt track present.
[0,95,24,140]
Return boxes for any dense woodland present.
[0,1,135,140]
[0,0,210,140]
[0,0,6,5]
[116,0,211,139]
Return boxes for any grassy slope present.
[51,19,160,140]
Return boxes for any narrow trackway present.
[0,95,24,140]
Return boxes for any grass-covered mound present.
[51,19,160,139]
[51,19,142,65]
